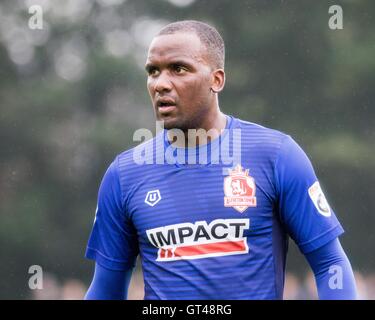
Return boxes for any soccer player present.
[84,20,357,299]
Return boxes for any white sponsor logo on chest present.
[146,219,250,261]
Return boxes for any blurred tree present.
[0,0,374,299]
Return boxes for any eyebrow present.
[145,59,194,72]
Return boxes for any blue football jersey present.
[85,115,344,299]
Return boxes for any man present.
[84,20,357,299]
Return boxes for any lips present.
[156,98,176,108]
[156,97,177,114]
[158,105,176,114]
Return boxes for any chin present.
[162,119,182,130]
[156,113,201,131]
[155,114,180,130]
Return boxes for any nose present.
[153,71,172,93]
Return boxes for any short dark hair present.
[157,20,225,70]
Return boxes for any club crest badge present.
[224,164,257,213]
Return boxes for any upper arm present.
[275,136,344,254]
[304,238,357,299]
[85,262,134,300]
[85,157,139,271]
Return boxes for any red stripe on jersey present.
[174,240,246,257]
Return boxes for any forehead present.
[146,32,207,65]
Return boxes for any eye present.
[147,67,160,77]
[173,65,187,74]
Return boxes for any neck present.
[167,108,227,148]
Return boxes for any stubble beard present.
[162,109,210,133]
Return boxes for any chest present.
[126,162,277,244]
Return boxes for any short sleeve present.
[275,136,344,254]
[85,157,139,270]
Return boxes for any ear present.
[210,69,225,93]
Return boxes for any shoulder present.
[234,117,288,137]
[109,131,163,190]
[232,116,292,155]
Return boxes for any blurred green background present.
[0,0,374,299]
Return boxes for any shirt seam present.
[114,155,130,221]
